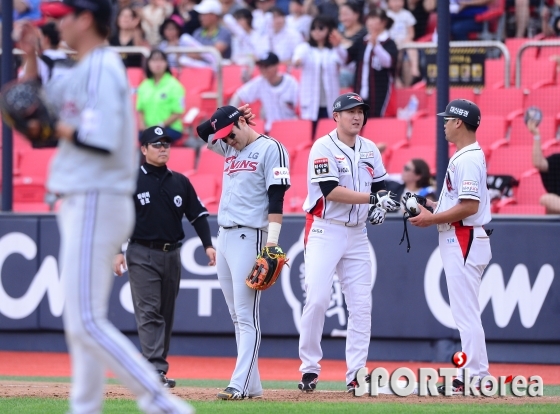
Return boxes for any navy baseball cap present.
[437,99,481,127]
[140,126,171,145]
[256,52,280,67]
[196,106,242,142]
[41,0,112,25]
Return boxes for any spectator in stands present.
[253,0,275,34]
[112,0,145,36]
[266,7,305,63]
[136,50,186,142]
[509,0,542,38]
[405,0,435,40]
[221,0,245,15]
[193,0,233,58]
[14,0,41,21]
[110,7,147,68]
[541,0,560,37]
[223,8,265,66]
[173,0,202,34]
[386,0,419,87]
[287,0,313,40]
[336,1,366,87]
[386,158,435,212]
[306,0,347,24]
[449,0,493,41]
[526,119,560,214]
[293,15,345,135]
[159,16,185,68]
[142,0,174,46]
[345,8,398,117]
[230,52,299,132]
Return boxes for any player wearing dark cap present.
[410,99,494,395]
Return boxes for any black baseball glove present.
[0,80,58,146]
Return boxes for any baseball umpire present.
[11,1,194,413]
[114,126,216,388]
[409,99,493,394]
[298,92,400,393]
[196,105,291,400]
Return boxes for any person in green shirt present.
[136,49,185,142]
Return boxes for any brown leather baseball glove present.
[245,246,289,291]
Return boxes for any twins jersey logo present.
[137,192,150,205]
[225,158,259,174]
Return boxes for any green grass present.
[0,399,559,414]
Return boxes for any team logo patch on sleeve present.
[314,158,329,175]
[462,180,479,193]
[273,167,290,180]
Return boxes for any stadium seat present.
[515,169,546,205]
[196,147,225,174]
[386,145,436,174]
[179,67,214,124]
[166,147,196,174]
[268,120,313,153]
[212,65,245,101]
[409,117,436,146]
[497,204,545,215]
[487,145,534,178]
[13,202,53,212]
[524,87,560,116]
[188,173,219,206]
[423,88,476,116]
[314,119,337,140]
[284,174,307,213]
[476,88,524,118]
[126,67,145,89]
[395,88,428,113]
[508,117,555,146]
[519,58,557,89]
[505,38,537,73]
[292,147,311,175]
[476,115,507,154]
[543,139,560,157]
[361,118,408,148]
[484,58,508,89]
[18,148,56,179]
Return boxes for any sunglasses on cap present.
[443,117,457,125]
[149,141,171,149]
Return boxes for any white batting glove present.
[374,190,400,212]
[368,206,387,225]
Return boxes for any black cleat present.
[438,378,464,395]
[298,373,319,392]
[159,371,176,389]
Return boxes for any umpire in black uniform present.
[114,126,216,388]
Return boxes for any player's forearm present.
[532,138,549,172]
[268,213,283,224]
[430,200,479,225]
[22,54,39,82]
[326,186,370,204]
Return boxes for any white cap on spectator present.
[194,0,222,15]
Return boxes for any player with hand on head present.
[298,92,399,393]
[196,105,290,400]
[15,1,194,413]
[409,99,493,395]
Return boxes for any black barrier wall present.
[0,215,559,346]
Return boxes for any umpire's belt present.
[130,239,182,252]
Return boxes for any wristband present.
[534,135,541,141]
[369,193,377,205]
[267,222,281,245]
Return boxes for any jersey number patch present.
[314,158,329,175]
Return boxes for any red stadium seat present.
[188,173,219,206]
[196,147,225,175]
[519,58,557,89]
[166,147,196,174]
[515,169,546,205]
[497,204,545,215]
[508,117,555,146]
[423,88,476,116]
[18,148,56,179]
[487,145,534,178]
[13,202,53,212]
[292,147,311,175]
[268,120,313,153]
[410,117,436,146]
[284,174,307,213]
[484,58,508,89]
[476,115,507,154]
[361,118,408,148]
[127,67,145,89]
[386,145,436,174]
[476,88,524,118]
[524,87,560,116]
[506,38,537,76]
[314,119,337,140]
[395,88,428,113]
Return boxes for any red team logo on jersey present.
[361,162,375,179]
[225,158,259,174]
[446,171,453,192]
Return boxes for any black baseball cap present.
[437,99,481,127]
[140,126,172,145]
[256,52,280,67]
[196,106,242,142]
[332,92,370,113]
[41,0,112,25]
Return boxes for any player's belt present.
[221,225,246,230]
[129,239,182,252]
[314,217,361,227]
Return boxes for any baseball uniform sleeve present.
[292,43,309,66]
[264,140,291,189]
[206,139,228,156]
[309,142,339,184]
[456,155,483,201]
[369,144,387,182]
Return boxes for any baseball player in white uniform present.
[410,99,492,394]
[298,93,400,392]
[196,105,290,400]
[21,1,193,413]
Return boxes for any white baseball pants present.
[216,226,265,397]
[439,225,492,383]
[299,217,372,385]
[59,192,192,414]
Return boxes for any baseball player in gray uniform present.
[196,105,290,400]
[21,1,193,413]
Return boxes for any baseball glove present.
[0,80,58,147]
[246,245,289,291]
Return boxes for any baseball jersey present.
[233,74,298,132]
[434,142,491,226]
[46,47,137,195]
[303,129,387,225]
[208,135,290,229]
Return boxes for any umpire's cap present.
[437,99,481,128]
[332,92,370,125]
[41,0,112,26]
[196,106,243,142]
[140,126,172,145]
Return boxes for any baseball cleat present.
[159,371,176,389]
[347,374,371,393]
[298,373,319,392]
[217,387,244,400]
[437,378,464,395]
